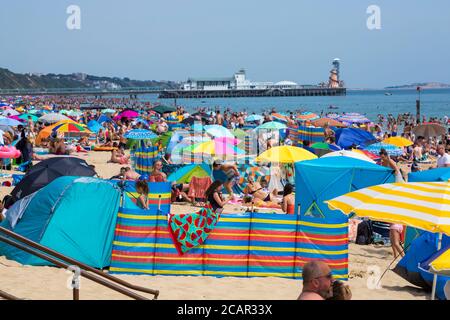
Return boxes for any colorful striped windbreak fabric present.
[287,124,301,147]
[121,181,172,213]
[131,145,159,175]
[109,210,349,279]
[297,125,325,143]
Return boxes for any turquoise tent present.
[168,164,211,183]
[408,167,450,182]
[0,176,121,268]
[295,157,395,220]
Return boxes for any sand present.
[0,150,429,300]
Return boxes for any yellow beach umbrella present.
[326,181,450,235]
[429,248,450,276]
[383,136,413,147]
[326,181,450,299]
[255,146,317,163]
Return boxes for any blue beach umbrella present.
[204,125,234,138]
[365,142,403,157]
[0,117,23,126]
[245,114,263,122]
[87,120,102,133]
[123,129,158,140]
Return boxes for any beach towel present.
[188,176,212,200]
[168,207,220,255]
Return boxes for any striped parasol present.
[296,112,319,122]
[338,113,371,124]
[365,142,403,157]
[326,181,450,236]
[52,122,92,134]
[124,129,158,140]
[271,113,288,123]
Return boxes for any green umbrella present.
[18,113,39,122]
[256,121,287,130]
[311,142,331,150]
[232,128,249,139]
[152,105,176,115]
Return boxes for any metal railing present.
[0,86,167,95]
[0,226,159,300]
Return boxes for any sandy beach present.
[0,151,429,300]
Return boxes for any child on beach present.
[136,180,149,210]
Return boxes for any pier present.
[158,87,346,99]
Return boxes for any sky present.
[0,0,449,88]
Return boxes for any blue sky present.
[0,0,449,88]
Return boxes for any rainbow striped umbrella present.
[271,113,288,123]
[52,122,92,134]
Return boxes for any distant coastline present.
[384,82,450,90]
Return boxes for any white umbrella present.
[2,109,20,116]
[321,150,375,164]
[39,113,70,123]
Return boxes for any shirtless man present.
[216,110,223,126]
[297,261,334,300]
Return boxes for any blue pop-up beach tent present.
[334,128,377,149]
[409,167,450,182]
[87,120,102,133]
[393,232,450,300]
[294,157,395,220]
[0,176,121,268]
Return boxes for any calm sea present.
[142,88,450,122]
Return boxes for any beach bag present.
[355,219,373,245]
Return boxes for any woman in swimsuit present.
[149,160,167,182]
[281,183,295,214]
[136,180,149,210]
[244,176,276,202]
[205,180,230,213]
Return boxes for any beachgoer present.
[389,223,405,259]
[297,261,334,300]
[149,160,167,182]
[281,183,295,214]
[436,144,450,168]
[380,148,403,182]
[136,180,149,210]
[244,176,276,203]
[326,280,352,300]
[212,160,240,200]
[123,167,141,180]
[205,180,229,213]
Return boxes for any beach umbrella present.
[67,110,83,117]
[52,122,92,134]
[10,157,96,201]
[204,125,234,138]
[245,114,263,122]
[123,129,157,140]
[0,116,22,126]
[152,105,176,115]
[39,113,70,123]
[326,180,450,299]
[87,120,102,133]
[311,117,347,128]
[255,145,317,163]
[365,142,403,157]
[338,113,371,124]
[184,139,244,156]
[383,136,414,147]
[311,142,331,150]
[181,117,195,125]
[2,109,20,116]
[18,113,39,122]
[321,150,375,164]
[255,121,287,130]
[412,124,446,139]
[271,113,288,123]
[114,110,139,120]
[102,108,116,114]
[352,149,380,161]
[296,112,319,122]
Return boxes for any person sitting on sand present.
[149,160,167,182]
[53,138,70,155]
[281,183,295,214]
[326,280,352,300]
[297,261,334,300]
[136,180,149,210]
[205,180,230,213]
[110,144,130,164]
[244,176,277,203]
[123,167,141,180]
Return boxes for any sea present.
[141,88,450,122]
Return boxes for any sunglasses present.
[314,272,333,280]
